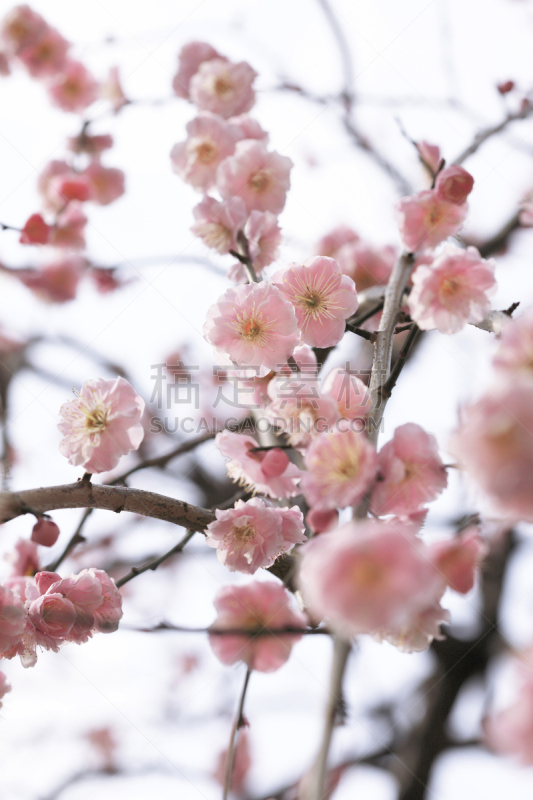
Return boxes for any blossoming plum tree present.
[1,3,533,800]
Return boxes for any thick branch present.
[0,482,215,532]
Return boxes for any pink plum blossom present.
[0,583,27,654]
[408,245,496,333]
[191,195,247,254]
[47,60,98,113]
[493,309,533,381]
[205,497,306,573]
[316,225,359,258]
[266,376,339,448]
[31,518,60,547]
[83,163,125,206]
[58,377,145,473]
[336,241,396,291]
[302,428,377,509]
[19,256,85,303]
[216,429,302,498]
[28,593,76,640]
[370,423,448,517]
[17,26,69,77]
[172,41,226,99]
[395,190,468,252]
[272,257,358,348]
[19,213,50,245]
[298,520,445,638]
[171,113,240,192]
[435,165,474,205]
[209,581,306,672]
[217,140,292,214]
[322,367,372,423]
[189,58,257,118]
[416,141,442,175]
[429,527,486,594]
[49,172,92,206]
[244,211,281,269]
[203,282,300,371]
[91,569,123,633]
[449,382,533,521]
[0,5,46,55]
[229,114,268,142]
[37,159,70,212]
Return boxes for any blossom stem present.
[116,529,196,587]
[223,666,252,800]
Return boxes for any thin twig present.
[454,106,533,165]
[116,529,196,587]
[124,622,332,636]
[230,230,258,283]
[45,507,93,572]
[224,667,252,800]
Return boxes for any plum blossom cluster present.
[0,5,128,302]
[170,41,289,279]
[485,644,533,764]
[0,564,122,669]
[450,308,533,521]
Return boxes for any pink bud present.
[260,448,290,477]
[31,519,60,547]
[306,507,339,534]
[19,213,50,245]
[435,165,474,205]
[497,80,515,95]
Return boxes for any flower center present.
[200,221,231,252]
[83,405,108,432]
[232,306,276,348]
[232,522,256,542]
[249,170,269,192]
[440,276,461,297]
[192,137,218,164]
[352,557,384,588]
[213,75,234,96]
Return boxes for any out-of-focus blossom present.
[50,204,87,249]
[0,5,46,56]
[298,520,445,639]
[191,195,247,254]
[19,256,85,303]
[485,648,533,765]
[244,211,281,270]
[374,599,450,653]
[336,241,396,291]
[189,58,257,118]
[0,583,27,654]
[370,423,448,517]
[37,159,70,212]
[216,429,302,498]
[31,518,60,547]
[0,670,11,708]
[17,25,69,77]
[217,140,292,214]
[171,113,239,192]
[5,538,39,577]
[306,507,339,534]
[204,282,300,371]
[58,377,145,473]
[266,376,339,449]
[213,729,251,794]
[316,225,359,259]
[302,428,377,509]
[449,382,533,521]
[322,367,372,423]
[395,190,468,252]
[172,41,226,99]
[47,171,92,210]
[209,581,306,671]
[205,497,306,573]
[47,60,98,113]
[67,132,113,156]
[408,245,496,334]
[493,309,533,380]
[429,527,486,594]
[19,213,50,245]
[272,257,358,348]
[100,66,129,112]
[415,141,441,175]
[83,162,125,206]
